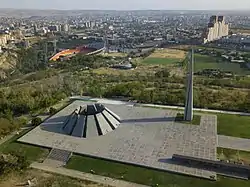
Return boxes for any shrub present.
[31,117,42,126]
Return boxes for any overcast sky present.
[1,0,250,10]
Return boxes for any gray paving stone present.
[18,101,217,180]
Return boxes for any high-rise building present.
[33,24,38,34]
[85,21,91,28]
[90,21,96,28]
[42,27,48,34]
[61,24,69,32]
[0,34,11,46]
[204,16,229,43]
[85,21,96,28]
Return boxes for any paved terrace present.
[18,100,217,180]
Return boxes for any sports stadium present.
[50,42,105,61]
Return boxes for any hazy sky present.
[1,0,250,10]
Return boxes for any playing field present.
[142,57,182,65]
[142,48,186,65]
[194,54,250,75]
[149,48,186,59]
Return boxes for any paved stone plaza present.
[18,100,217,179]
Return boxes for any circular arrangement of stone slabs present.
[62,103,121,138]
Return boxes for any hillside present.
[0,51,18,79]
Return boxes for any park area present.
[142,48,186,65]
[194,54,250,75]
[217,114,250,139]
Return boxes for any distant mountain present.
[0,8,250,18]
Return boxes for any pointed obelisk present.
[184,48,194,121]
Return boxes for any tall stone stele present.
[184,48,194,121]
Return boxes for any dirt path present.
[31,162,149,187]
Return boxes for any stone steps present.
[43,148,72,167]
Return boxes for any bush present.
[155,69,170,78]
[0,118,15,137]
[49,107,57,115]
[16,116,28,127]
[24,70,56,81]
[0,152,29,175]
[31,117,42,126]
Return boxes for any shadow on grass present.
[175,113,201,125]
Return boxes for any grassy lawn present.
[194,54,250,75]
[66,154,250,187]
[217,114,250,139]
[142,57,181,65]
[0,129,49,162]
[149,48,186,59]
[0,169,102,187]
[194,54,219,71]
[175,113,201,125]
[217,147,250,165]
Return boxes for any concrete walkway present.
[218,135,250,152]
[31,162,149,187]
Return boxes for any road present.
[31,162,149,187]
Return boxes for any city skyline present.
[1,0,250,10]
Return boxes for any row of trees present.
[55,54,114,70]
[101,81,249,112]
[3,67,250,119]
[0,84,67,137]
[0,88,66,117]
[64,69,250,112]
